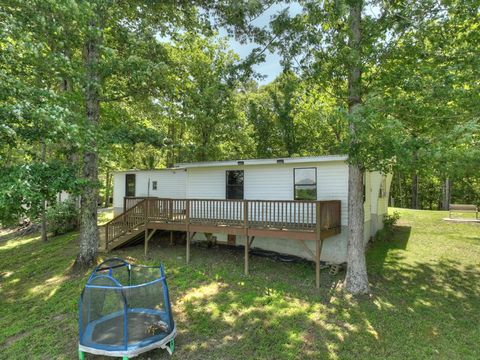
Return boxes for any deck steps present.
[98,221,148,252]
[105,225,146,251]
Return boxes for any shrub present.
[375,211,400,242]
[383,211,400,231]
[45,200,79,236]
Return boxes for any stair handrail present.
[104,199,147,249]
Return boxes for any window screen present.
[152,181,158,190]
[226,170,244,199]
[294,168,317,200]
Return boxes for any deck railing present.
[106,199,147,248]
[124,197,150,211]
[108,197,341,248]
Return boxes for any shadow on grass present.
[2,227,480,359]
[111,230,479,359]
[367,225,411,274]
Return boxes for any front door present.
[125,174,136,197]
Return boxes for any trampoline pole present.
[78,350,85,360]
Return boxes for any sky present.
[220,3,303,84]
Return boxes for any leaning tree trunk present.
[74,11,102,270]
[344,0,369,295]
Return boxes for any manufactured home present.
[106,155,392,287]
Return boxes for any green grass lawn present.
[0,208,479,359]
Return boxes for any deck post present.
[315,202,322,289]
[144,229,149,256]
[186,200,190,264]
[145,198,149,224]
[169,199,173,221]
[105,225,109,252]
[244,201,249,275]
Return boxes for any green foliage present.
[1,0,479,224]
[375,211,400,242]
[45,200,79,236]
[0,161,78,226]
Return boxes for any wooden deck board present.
[106,197,342,248]
[105,197,342,289]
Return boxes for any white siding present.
[367,171,393,236]
[369,171,381,215]
[139,170,187,199]
[111,160,390,264]
[364,172,372,223]
[377,173,393,216]
[186,168,226,199]
[316,163,349,226]
[112,170,186,215]
[113,172,126,209]
[186,161,349,234]
[186,162,348,224]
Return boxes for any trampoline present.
[78,258,176,359]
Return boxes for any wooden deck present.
[104,197,342,288]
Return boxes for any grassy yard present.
[0,208,479,359]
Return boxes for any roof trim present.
[112,168,186,174]
[176,155,348,168]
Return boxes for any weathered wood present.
[449,204,478,219]
[144,228,157,255]
[105,197,342,259]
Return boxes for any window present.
[294,168,317,200]
[226,170,244,199]
[125,174,136,197]
[152,181,158,191]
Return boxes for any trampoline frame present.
[78,258,176,359]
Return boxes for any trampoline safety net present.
[79,258,175,355]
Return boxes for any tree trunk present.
[41,142,48,242]
[344,0,369,295]
[411,172,419,209]
[166,123,175,168]
[441,178,450,210]
[397,173,404,208]
[74,10,102,270]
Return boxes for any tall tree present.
[75,1,103,268]
[344,0,369,294]
[245,0,478,293]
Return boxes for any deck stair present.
[102,199,149,251]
